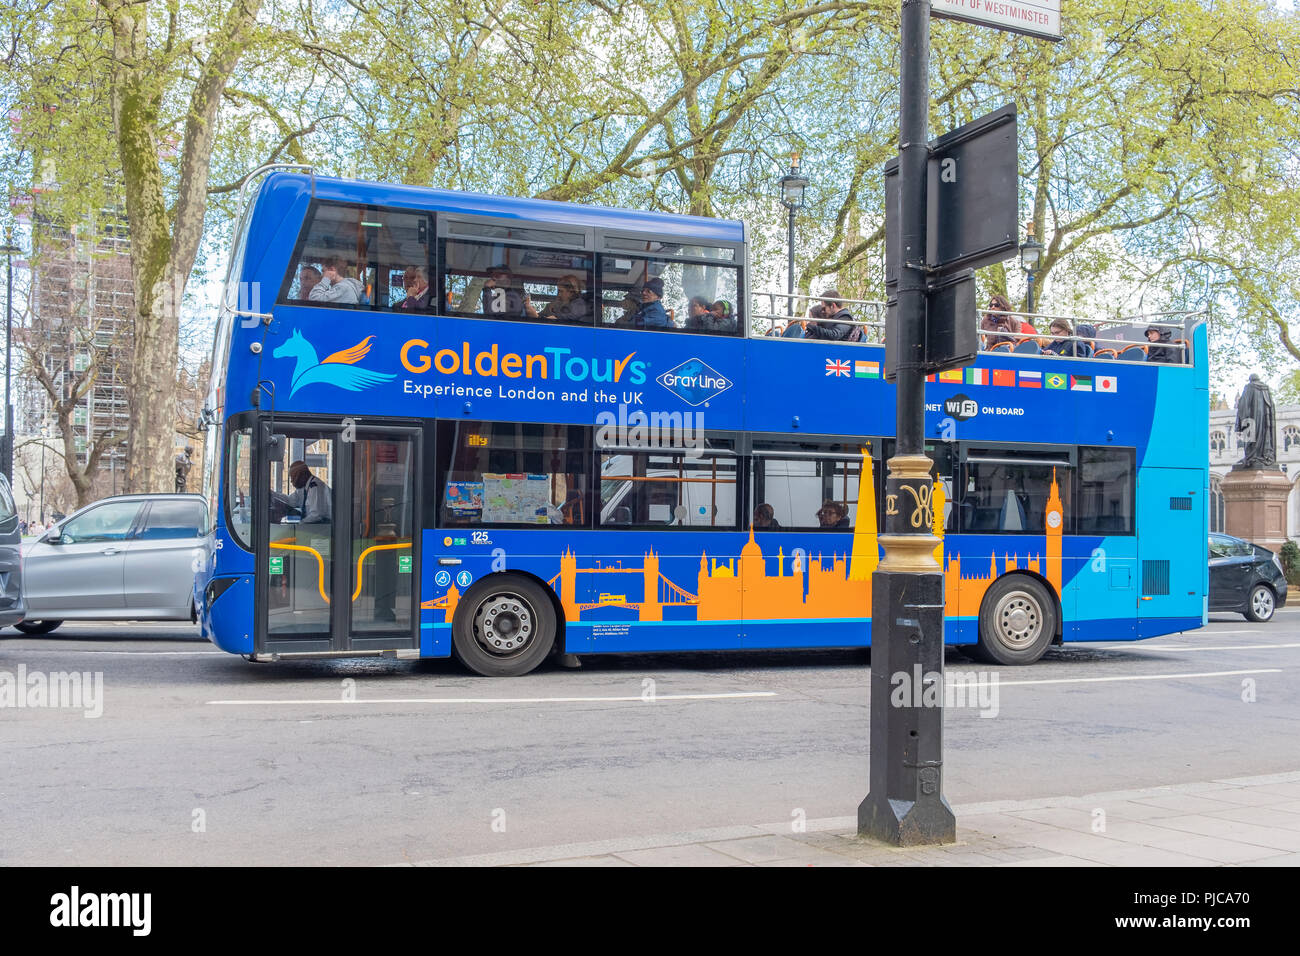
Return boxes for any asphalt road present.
[1,610,1297,865]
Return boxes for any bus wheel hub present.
[477,596,533,654]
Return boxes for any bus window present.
[226,427,253,549]
[751,441,876,531]
[598,255,740,334]
[1076,447,1134,535]
[437,421,590,527]
[279,202,433,311]
[960,447,1074,534]
[597,444,738,529]
[440,239,594,325]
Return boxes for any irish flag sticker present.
[1096,375,1118,393]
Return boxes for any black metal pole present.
[4,248,12,483]
[1026,270,1035,314]
[787,204,796,321]
[39,438,45,524]
[858,0,955,846]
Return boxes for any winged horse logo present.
[273,329,397,397]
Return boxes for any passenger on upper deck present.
[979,310,1015,349]
[483,265,531,318]
[632,277,670,329]
[817,500,850,529]
[1042,318,1090,357]
[309,257,363,305]
[801,289,854,341]
[1145,325,1178,363]
[710,299,738,334]
[685,295,715,331]
[398,265,430,310]
[297,265,322,301]
[532,274,589,322]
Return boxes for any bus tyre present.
[975,575,1055,666]
[452,576,556,677]
[1245,584,1275,623]
[14,620,63,635]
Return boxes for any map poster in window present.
[482,473,552,524]
[445,481,484,517]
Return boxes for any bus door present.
[1136,466,1204,633]
[255,419,421,656]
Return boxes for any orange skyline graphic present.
[423,453,1065,622]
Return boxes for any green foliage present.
[1282,539,1300,586]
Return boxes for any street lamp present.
[1,230,22,483]
[1019,219,1044,315]
[778,154,809,320]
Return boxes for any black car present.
[1208,533,1288,622]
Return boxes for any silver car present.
[0,474,23,628]
[13,494,207,635]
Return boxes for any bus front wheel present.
[452,575,556,677]
[974,575,1055,666]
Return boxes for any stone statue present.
[1232,374,1277,471]
[174,446,194,493]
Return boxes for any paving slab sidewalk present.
[402,770,1300,867]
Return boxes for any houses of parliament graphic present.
[427,450,1065,624]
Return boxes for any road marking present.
[976,668,1280,689]
[208,691,778,706]
[1139,643,1300,652]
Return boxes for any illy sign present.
[930,0,1062,42]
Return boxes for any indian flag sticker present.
[1096,375,1118,393]
[964,367,988,385]
[856,360,880,378]
[1070,375,1093,391]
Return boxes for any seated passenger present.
[685,295,715,331]
[309,257,363,305]
[710,299,738,333]
[1145,325,1178,363]
[817,500,850,529]
[533,274,589,322]
[979,310,1014,349]
[398,266,430,310]
[482,265,531,318]
[632,277,670,329]
[802,289,854,340]
[297,265,322,301]
[1075,323,1096,358]
[1041,319,1077,356]
[753,503,781,529]
[612,292,640,327]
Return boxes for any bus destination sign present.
[930,0,1062,42]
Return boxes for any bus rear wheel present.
[974,575,1055,666]
[451,575,556,677]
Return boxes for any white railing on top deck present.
[750,292,1205,365]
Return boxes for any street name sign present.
[930,0,1062,42]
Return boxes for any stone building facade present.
[1209,401,1300,544]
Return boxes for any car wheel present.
[974,575,1056,665]
[451,575,556,677]
[1245,584,1276,623]
[14,620,64,635]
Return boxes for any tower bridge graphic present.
[424,450,1064,624]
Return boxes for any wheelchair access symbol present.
[435,570,451,587]
[455,570,473,588]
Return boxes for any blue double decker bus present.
[196,165,1209,675]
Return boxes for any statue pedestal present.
[1221,468,1291,554]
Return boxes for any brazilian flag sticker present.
[1045,372,1067,390]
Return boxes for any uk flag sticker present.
[825,359,851,377]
